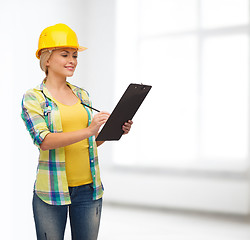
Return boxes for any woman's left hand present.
[122,120,133,135]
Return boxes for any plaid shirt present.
[21,81,103,205]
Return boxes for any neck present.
[45,73,68,91]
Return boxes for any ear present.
[46,59,50,67]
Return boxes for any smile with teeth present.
[65,66,75,71]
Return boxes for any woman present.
[21,23,132,240]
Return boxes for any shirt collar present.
[34,80,82,100]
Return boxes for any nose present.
[69,56,76,65]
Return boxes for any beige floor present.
[64,203,250,240]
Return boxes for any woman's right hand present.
[88,111,110,136]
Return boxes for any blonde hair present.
[39,49,53,75]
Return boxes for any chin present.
[65,72,75,77]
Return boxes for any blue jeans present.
[33,183,102,240]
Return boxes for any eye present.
[61,54,68,57]
[73,55,78,59]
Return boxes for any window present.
[114,0,249,172]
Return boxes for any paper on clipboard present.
[96,83,152,141]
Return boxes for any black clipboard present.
[96,83,152,141]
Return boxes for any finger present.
[123,125,130,131]
[94,113,110,122]
[123,123,132,130]
[94,112,110,118]
[97,118,109,127]
[122,125,130,133]
[124,120,133,126]
[124,124,131,129]
[99,111,110,117]
[123,130,129,134]
[100,111,110,114]
[96,115,109,121]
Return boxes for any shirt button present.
[90,146,93,148]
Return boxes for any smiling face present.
[46,48,78,78]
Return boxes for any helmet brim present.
[36,46,87,59]
[78,46,88,52]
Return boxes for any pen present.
[81,103,100,112]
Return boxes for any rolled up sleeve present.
[21,91,50,148]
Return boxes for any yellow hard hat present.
[36,23,87,59]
